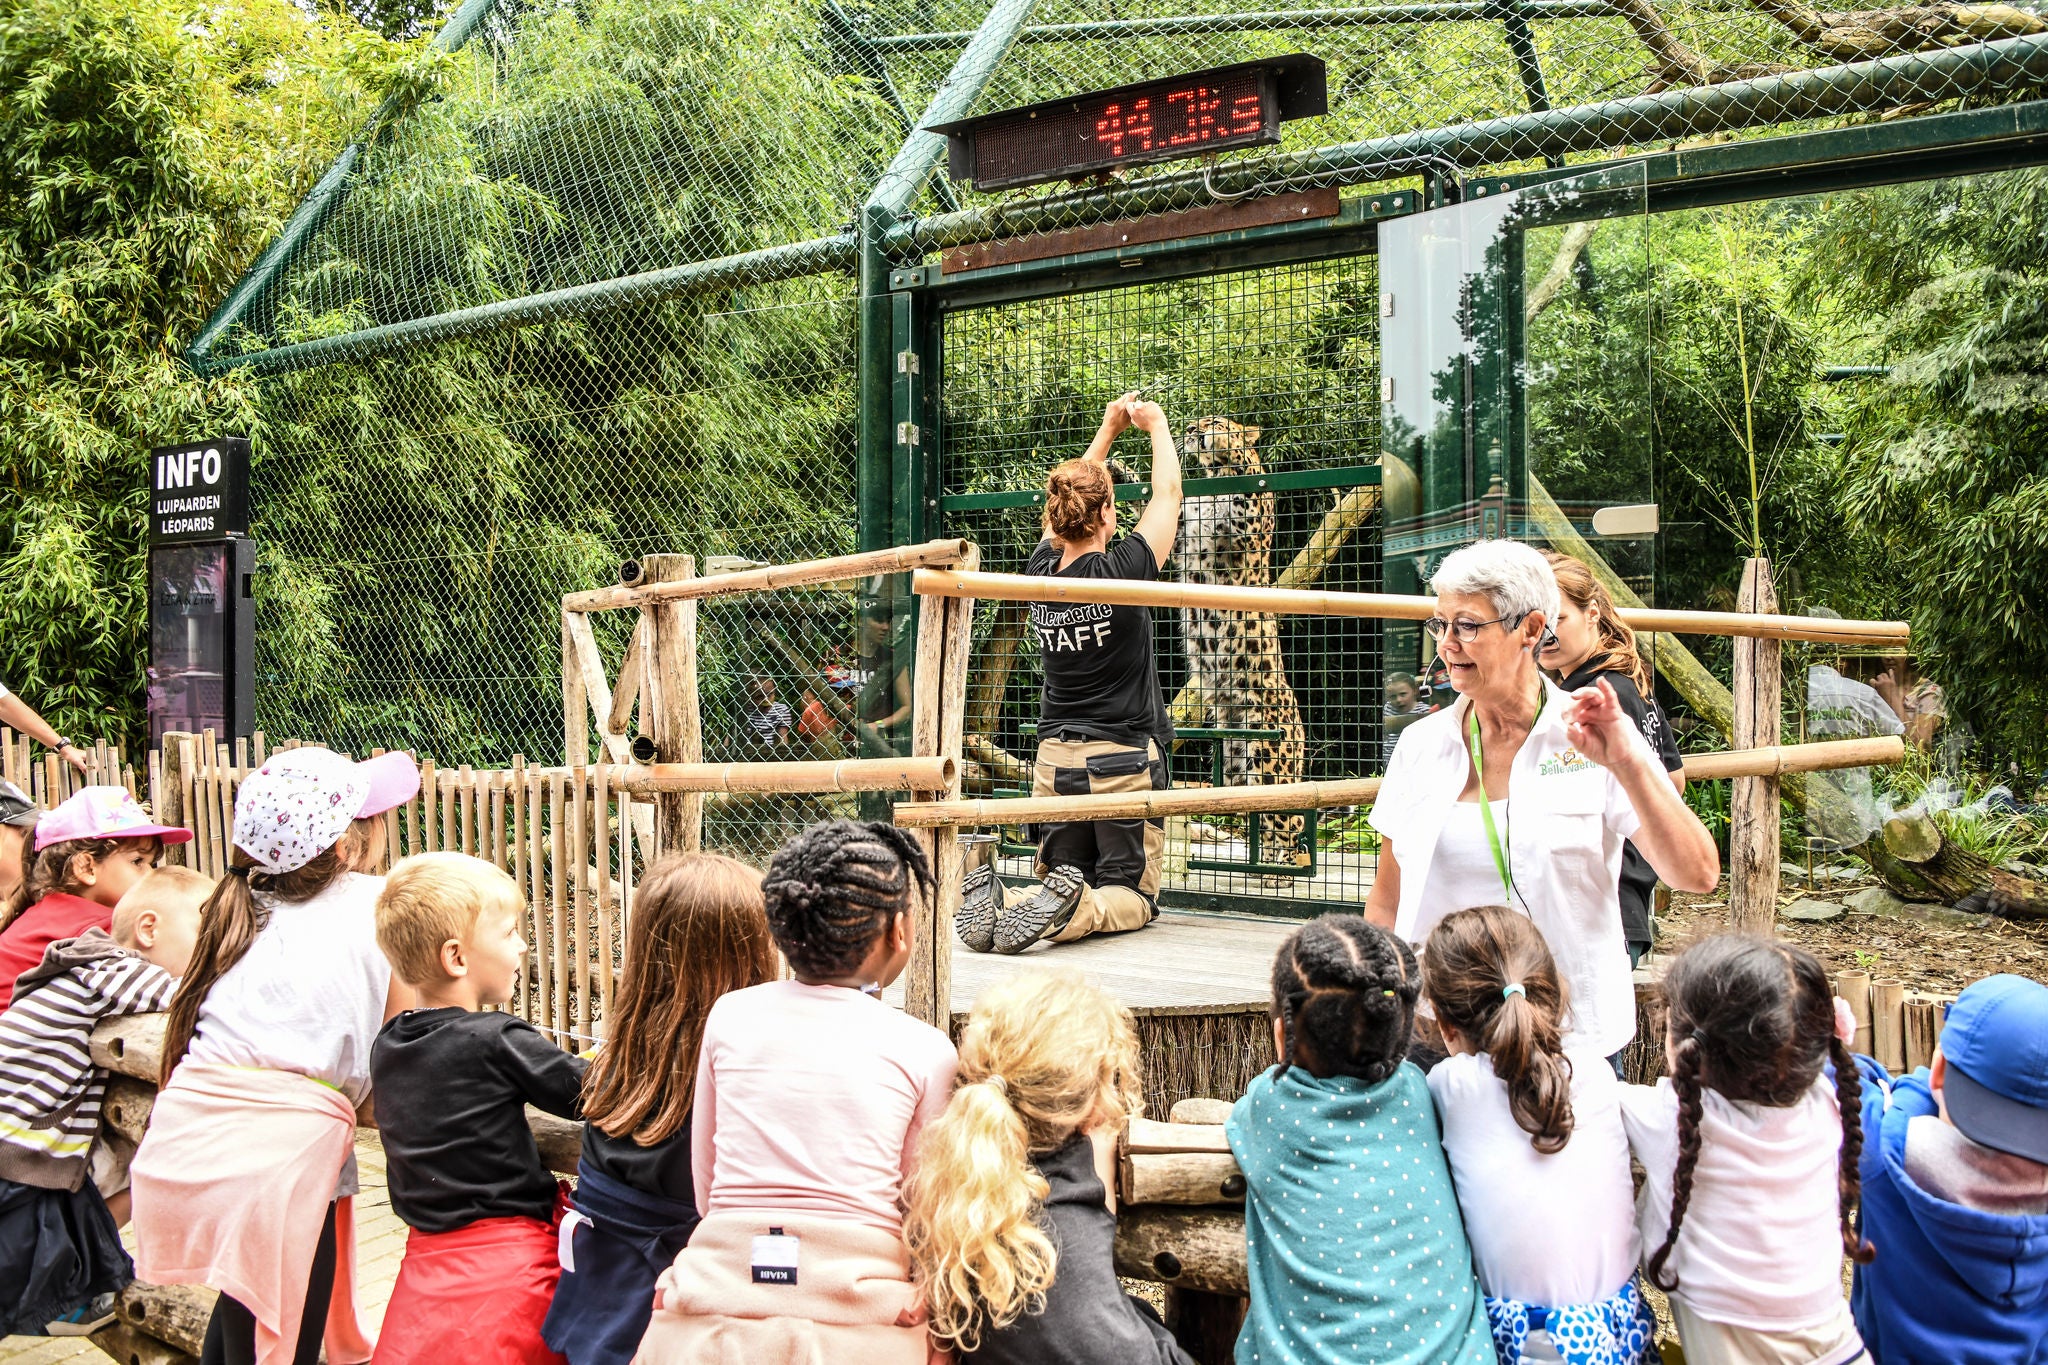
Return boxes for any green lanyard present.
[1465,692,1542,904]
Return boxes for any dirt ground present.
[1659,872,2048,991]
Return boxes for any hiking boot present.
[46,1291,117,1336]
[994,865,1086,954]
[956,865,1001,953]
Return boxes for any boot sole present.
[993,870,1084,954]
[956,868,999,953]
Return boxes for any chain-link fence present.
[194,0,2048,875]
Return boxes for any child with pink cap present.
[0,786,192,1010]
[130,746,420,1365]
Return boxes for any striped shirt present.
[0,928,175,1191]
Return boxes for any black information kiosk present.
[147,438,255,751]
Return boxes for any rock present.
[1844,885,1990,928]
[1780,897,1845,923]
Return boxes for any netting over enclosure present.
[197,0,2048,875]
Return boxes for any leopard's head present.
[1181,417,1265,478]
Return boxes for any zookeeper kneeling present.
[958,393,1184,955]
[1365,539,1721,1069]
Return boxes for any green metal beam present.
[822,2,962,215]
[940,461,1382,511]
[893,34,2048,255]
[869,1,1616,49]
[184,0,501,371]
[191,234,857,378]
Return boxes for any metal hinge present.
[896,350,921,375]
[897,422,921,447]
[1380,376,1395,402]
[1380,291,1395,318]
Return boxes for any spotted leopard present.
[1178,417,1310,869]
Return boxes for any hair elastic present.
[1502,982,1526,1000]
[225,865,250,879]
[985,1074,1008,1097]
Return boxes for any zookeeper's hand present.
[1563,678,1651,774]
[1129,399,1169,435]
[58,742,87,775]
[1088,392,1137,452]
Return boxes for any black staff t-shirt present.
[1029,536,1172,749]
[1560,656,1685,947]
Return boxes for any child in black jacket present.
[902,969,1193,1365]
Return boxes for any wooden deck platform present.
[886,909,1298,1018]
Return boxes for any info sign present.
[150,437,250,544]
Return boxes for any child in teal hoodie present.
[1227,915,1493,1365]
[1852,974,2048,1364]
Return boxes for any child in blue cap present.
[1851,973,2048,1363]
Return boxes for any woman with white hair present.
[1366,539,1719,1068]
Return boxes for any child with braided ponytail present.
[902,968,1192,1364]
[635,820,957,1365]
[1620,933,1872,1365]
[1229,914,1494,1365]
[1422,906,1653,1365]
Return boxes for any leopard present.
[1178,416,1310,870]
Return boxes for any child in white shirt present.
[1422,905,1652,1365]
[1619,933,1871,1365]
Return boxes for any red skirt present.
[373,1199,568,1365]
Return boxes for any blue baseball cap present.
[1940,974,2048,1163]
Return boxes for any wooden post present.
[159,734,191,868]
[1903,992,1940,1071]
[1839,969,1873,1056]
[1730,557,1781,933]
[1873,978,1906,1073]
[640,554,702,854]
[563,611,589,768]
[904,546,978,1029]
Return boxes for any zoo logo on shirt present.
[1033,601,1116,653]
[1539,748,1595,777]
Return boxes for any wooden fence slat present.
[571,767,591,1041]
[1873,978,1906,1073]
[550,771,568,1040]
[594,764,614,1033]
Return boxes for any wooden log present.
[562,611,589,768]
[116,1282,216,1357]
[159,733,190,869]
[608,617,647,743]
[563,538,973,613]
[594,763,615,1027]
[90,1319,198,1365]
[1730,558,1782,935]
[916,569,1910,645]
[1126,1117,1234,1155]
[93,1013,168,1082]
[1839,969,1874,1057]
[894,738,1903,827]
[550,770,569,1037]
[1163,1289,1246,1365]
[1169,1098,1236,1125]
[1903,993,1940,1071]
[1873,978,1907,1073]
[564,610,631,766]
[1123,1152,1246,1206]
[1881,810,1946,864]
[903,544,977,1028]
[572,766,592,1040]
[600,757,955,795]
[1870,810,2048,919]
[1114,1207,1248,1295]
[641,553,702,854]
[529,1107,582,1176]
[103,1075,157,1145]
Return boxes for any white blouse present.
[1370,678,1648,1057]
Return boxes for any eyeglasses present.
[1423,613,1524,644]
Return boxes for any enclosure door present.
[1379,165,1655,678]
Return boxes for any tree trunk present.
[1872,811,2048,918]
[1114,1207,1248,1295]
[1730,558,1782,933]
[117,1283,216,1358]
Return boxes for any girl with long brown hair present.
[131,746,419,1365]
[542,852,778,1365]
[1620,933,1872,1365]
[902,969,1187,1364]
[1421,906,1654,1363]
[1539,551,1688,969]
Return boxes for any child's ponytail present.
[159,818,380,1085]
[1648,1030,1707,1290]
[1829,1034,1876,1267]
[1420,905,1575,1153]
[903,969,1142,1354]
[904,1077,1056,1353]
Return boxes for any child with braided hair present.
[1228,914,1493,1365]
[1421,906,1653,1365]
[1619,933,1872,1365]
[636,820,957,1365]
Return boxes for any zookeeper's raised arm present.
[956,394,1181,957]
[1363,538,1720,1069]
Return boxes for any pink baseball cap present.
[232,747,421,873]
[34,786,194,852]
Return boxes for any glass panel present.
[149,542,233,751]
[1379,165,1653,695]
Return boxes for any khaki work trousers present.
[1015,735,1165,942]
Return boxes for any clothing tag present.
[558,1208,590,1274]
[751,1229,799,1285]
[1538,747,1594,777]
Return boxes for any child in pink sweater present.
[638,820,957,1365]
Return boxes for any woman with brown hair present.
[957,393,1184,956]
[1540,551,1687,967]
[543,852,779,1365]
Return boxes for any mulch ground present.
[1660,875,2048,991]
